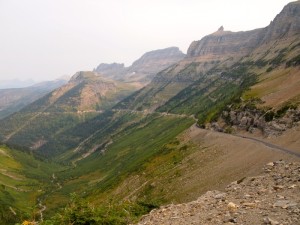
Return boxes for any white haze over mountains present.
[0,0,293,82]
[0,79,36,89]
[0,75,70,89]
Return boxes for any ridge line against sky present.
[0,0,293,81]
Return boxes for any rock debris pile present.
[137,161,300,225]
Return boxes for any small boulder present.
[227,202,238,212]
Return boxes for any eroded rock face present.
[137,161,300,225]
[129,47,185,73]
[226,109,266,130]
[221,108,300,137]
[187,28,262,59]
[261,1,300,43]
[94,47,185,83]
[94,63,125,78]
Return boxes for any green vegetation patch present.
[41,193,158,225]
[0,145,65,225]
[61,114,194,191]
[157,64,257,125]
[285,54,300,67]
[42,114,193,216]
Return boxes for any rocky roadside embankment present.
[209,108,300,137]
[137,161,300,225]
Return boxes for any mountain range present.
[0,1,299,224]
[0,78,68,119]
[94,46,185,85]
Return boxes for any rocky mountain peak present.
[29,70,136,113]
[94,47,185,84]
[130,47,185,68]
[94,63,125,75]
[128,47,185,79]
[69,71,99,83]
[279,1,300,19]
[260,0,300,43]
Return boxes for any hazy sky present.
[0,0,293,81]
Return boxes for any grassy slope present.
[0,73,137,155]
[40,121,300,223]
[114,63,201,112]
[0,145,65,224]
[106,125,300,206]
[242,38,300,109]
[156,64,257,124]
[1,112,99,155]
[243,67,300,109]
[40,35,300,221]
[43,113,194,216]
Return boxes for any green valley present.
[0,1,299,225]
[0,146,65,224]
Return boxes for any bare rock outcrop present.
[221,108,300,137]
[261,1,300,43]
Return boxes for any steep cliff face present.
[187,28,262,59]
[187,1,300,60]
[128,47,185,77]
[261,1,300,43]
[187,1,300,61]
[94,47,185,84]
